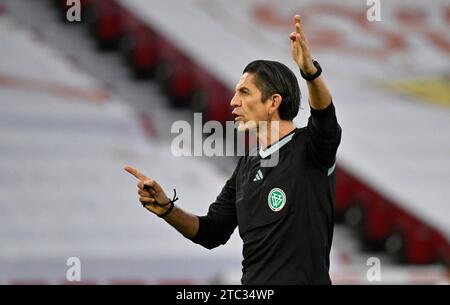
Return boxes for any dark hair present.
[243,60,301,120]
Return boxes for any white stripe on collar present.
[328,162,336,176]
[259,132,295,159]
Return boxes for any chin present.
[236,122,245,132]
[237,120,257,132]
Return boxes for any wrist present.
[300,60,322,81]
[157,202,175,218]
[156,188,178,218]
[301,63,317,75]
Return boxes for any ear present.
[268,94,282,115]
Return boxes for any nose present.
[230,92,240,108]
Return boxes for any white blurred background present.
[0,0,449,284]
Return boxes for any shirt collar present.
[259,129,296,159]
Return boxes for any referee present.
[125,15,341,285]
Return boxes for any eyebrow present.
[237,86,250,93]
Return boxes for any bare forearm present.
[162,206,199,238]
[305,74,332,110]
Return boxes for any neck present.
[257,120,295,150]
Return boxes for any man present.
[124,15,341,284]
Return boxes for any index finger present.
[124,165,148,181]
[294,15,306,42]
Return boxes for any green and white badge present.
[268,188,286,212]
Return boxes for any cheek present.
[250,104,268,120]
[243,98,263,116]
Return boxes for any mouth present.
[232,111,243,121]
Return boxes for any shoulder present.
[291,127,307,144]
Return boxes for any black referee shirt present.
[190,102,342,285]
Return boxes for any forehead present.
[236,72,258,90]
